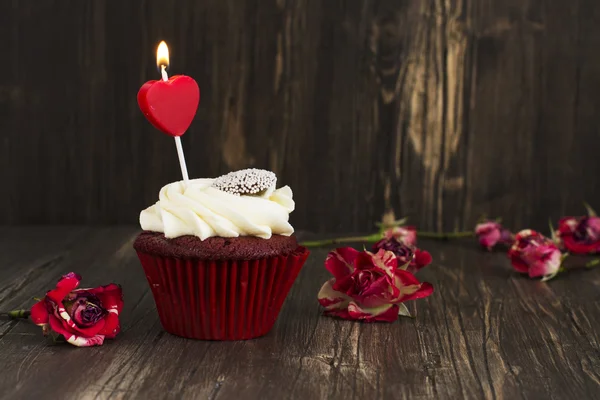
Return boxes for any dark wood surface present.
[2,1,600,232]
[1,227,600,399]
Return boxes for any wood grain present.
[1,227,600,399]
[1,1,600,233]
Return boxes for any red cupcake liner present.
[136,246,309,340]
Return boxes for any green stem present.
[301,230,476,247]
[0,310,31,319]
[301,233,382,247]
[416,231,475,239]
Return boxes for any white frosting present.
[140,179,295,240]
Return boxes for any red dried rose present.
[317,247,433,322]
[382,226,417,247]
[372,237,432,275]
[475,221,514,250]
[30,273,123,347]
[557,216,600,254]
[508,230,562,280]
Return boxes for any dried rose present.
[383,226,417,247]
[508,230,562,280]
[317,247,433,322]
[30,273,123,347]
[475,221,513,251]
[372,237,432,275]
[557,216,600,254]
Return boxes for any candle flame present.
[156,41,169,70]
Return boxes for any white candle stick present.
[174,136,190,184]
[161,64,190,187]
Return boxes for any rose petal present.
[558,217,578,233]
[394,268,421,286]
[325,248,359,279]
[561,236,600,254]
[475,221,501,236]
[85,283,124,314]
[527,250,561,279]
[508,247,530,273]
[403,281,434,301]
[47,314,75,339]
[65,334,105,347]
[317,280,351,311]
[97,311,120,338]
[356,250,396,279]
[370,250,398,277]
[479,229,501,250]
[509,257,529,273]
[55,309,105,338]
[414,250,432,267]
[347,302,398,322]
[393,270,434,301]
[359,276,398,307]
[30,300,49,326]
[331,274,356,294]
[46,273,82,304]
[354,251,376,271]
[408,249,432,274]
[359,276,391,300]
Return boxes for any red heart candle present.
[137,41,199,185]
[137,75,200,137]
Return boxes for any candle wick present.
[161,65,169,82]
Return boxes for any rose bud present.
[475,221,514,251]
[557,216,600,254]
[508,230,562,280]
[30,272,123,347]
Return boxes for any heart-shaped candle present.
[137,41,199,185]
[137,75,200,137]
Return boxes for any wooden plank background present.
[1,0,599,232]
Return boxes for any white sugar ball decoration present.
[211,169,277,196]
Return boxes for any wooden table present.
[1,227,599,399]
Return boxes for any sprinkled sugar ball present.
[211,168,277,196]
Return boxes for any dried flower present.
[30,273,123,347]
[508,230,562,280]
[475,221,514,251]
[317,248,433,322]
[557,216,600,254]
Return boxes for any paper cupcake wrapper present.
[136,247,309,340]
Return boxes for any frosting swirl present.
[140,178,295,240]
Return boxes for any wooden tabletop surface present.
[1,227,599,399]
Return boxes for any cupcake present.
[133,169,309,340]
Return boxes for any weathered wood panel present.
[1,1,599,232]
[1,227,600,399]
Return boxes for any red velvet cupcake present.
[134,169,309,340]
